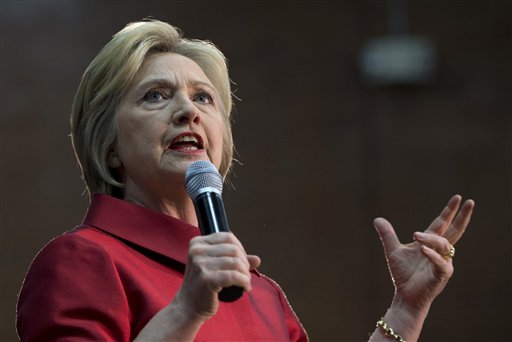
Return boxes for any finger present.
[191,233,250,263]
[247,255,261,270]
[191,232,239,247]
[444,199,475,245]
[193,243,245,259]
[204,269,252,292]
[206,256,251,273]
[212,256,258,291]
[374,217,401,256]
[189,244,251,272]
[198,256,252,292]
[204,232,250,256]
[200,232,239,245]
[420,245,454,279]
[413,232,452,256]
[425,195,462,235]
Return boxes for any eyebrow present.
[136,78,216,92]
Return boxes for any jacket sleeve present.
[17,233,131,341]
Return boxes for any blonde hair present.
[70,19,233,198]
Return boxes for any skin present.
[111,52,475,341]
[369,195,475,341]
[112,52,225,222]
[111,52,260,341]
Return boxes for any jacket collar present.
[81,193,200,265]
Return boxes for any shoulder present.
[47,225,120,248]
[33,225,124,264]
[28,227,109,268]
[18,226,132,309]
[17,226,132,341]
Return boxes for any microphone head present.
[185,160,223,200]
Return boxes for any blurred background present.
[1,1,510,341]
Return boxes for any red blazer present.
[17,194,307,341]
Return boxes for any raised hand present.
[374,195,475,311]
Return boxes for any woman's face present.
[113,52,225,201]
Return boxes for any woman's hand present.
[175,232,261,322]
[374,195,474,311]
[368,195,475,342]
[134,232,260,341]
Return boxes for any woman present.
[17,19,474,341]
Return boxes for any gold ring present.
[444,245,455,260]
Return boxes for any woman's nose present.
[171,95,200,125]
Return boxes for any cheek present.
[208,117,227,163]
[214,119,226,150]
[116,113,167,156]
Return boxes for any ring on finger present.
[443,245,456,260]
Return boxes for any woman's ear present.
[107,150,122,168]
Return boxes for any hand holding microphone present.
[185,161,258,302]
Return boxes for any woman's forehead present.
[135,52,213,87]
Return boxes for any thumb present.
[247,255,261,270]
[374,217,401,257]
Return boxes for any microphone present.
[185,160,244,302]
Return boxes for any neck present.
[123,183,199,226]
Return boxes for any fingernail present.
[414,232,425,240]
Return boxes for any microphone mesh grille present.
[185,161,223,200]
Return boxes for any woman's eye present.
[194,92,213,104]
[143,89,165,102]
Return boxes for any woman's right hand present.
[174,232,261,323]
[134,232,260,341]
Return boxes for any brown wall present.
[1,1,510,341]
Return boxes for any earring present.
[108,152,121,168]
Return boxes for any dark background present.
[1,1,510,341]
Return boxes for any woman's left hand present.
[374,195,475,312]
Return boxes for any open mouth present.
[168,133,204,151]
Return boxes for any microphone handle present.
[194,192,244,302]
